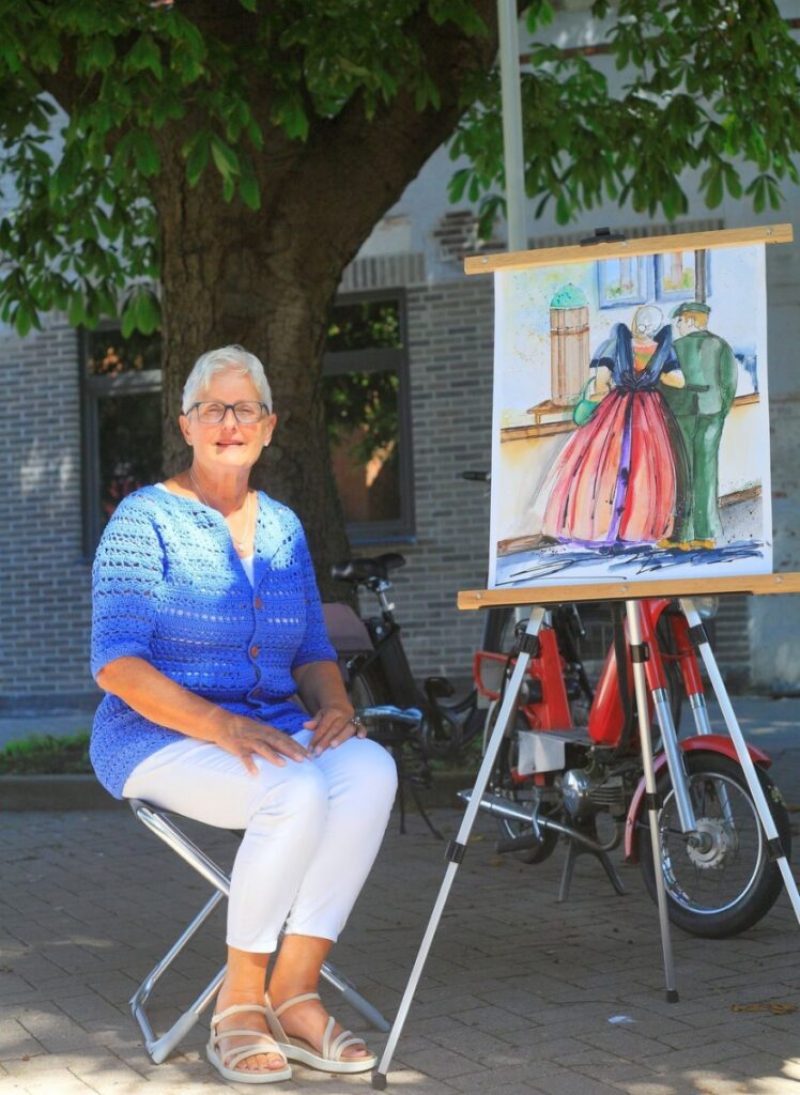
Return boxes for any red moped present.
[469,598,791,938]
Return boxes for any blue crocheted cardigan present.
[90,486,336,798]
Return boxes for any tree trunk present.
[152,148,352,599]
[145,1,502,597]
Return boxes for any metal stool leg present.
[128,800,389,1061]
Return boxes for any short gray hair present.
[181,345,273,414]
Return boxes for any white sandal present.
[207,1002,292,1084]
[265,991,377,1074]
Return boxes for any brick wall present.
[364,276,501,684]
[0,276,501,705]
[0,265,777,705]
[0,322,96,705]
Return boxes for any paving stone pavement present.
[1,784,800,1095]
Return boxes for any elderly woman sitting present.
[90,345,397,1084]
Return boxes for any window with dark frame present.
[80,290,414,554]
[323,291,414,544]
[80,327,163,556]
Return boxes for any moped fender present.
[623,736,772,861]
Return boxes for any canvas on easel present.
[487,230,773,590]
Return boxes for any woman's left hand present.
[304,703,365,755]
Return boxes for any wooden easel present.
[373,575,800,1089]
[464,222,792,276]
[372,224,798,1088]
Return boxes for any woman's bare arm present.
[96,656,309,771]
[591,364,613,397]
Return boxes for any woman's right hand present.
[215,713,311,774]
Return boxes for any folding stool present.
[128,798,390,1064]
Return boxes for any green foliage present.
[0,0,798,337]
[0,0,480,336]
[453,0,800,231]
[324,299,402,462]
[326,299,402,352]
[324,371,400,465]
[0,732,92,775]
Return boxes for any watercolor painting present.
[489,242,771,589]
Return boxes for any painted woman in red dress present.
[539,304,689,546]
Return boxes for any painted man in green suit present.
[661,301,739,548]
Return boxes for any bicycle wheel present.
[346,659,394,743]
[347,658,429,774]
[421,691,487,761]
[486,700,561,865]
[638,752,791,938]
[481,605,517,654]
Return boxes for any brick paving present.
[1,774,799,1095]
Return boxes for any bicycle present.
[330,552,491,762]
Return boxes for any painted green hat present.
[672,300,711,318]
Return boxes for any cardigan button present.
[254,596,263,610]
[250,644,260,658]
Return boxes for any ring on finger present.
[351,714,367,736]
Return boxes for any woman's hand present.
[215,713,311,774]
[96,656,312,774]
[304,703,364,755]
[293,661,365,755]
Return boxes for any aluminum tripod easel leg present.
[371,606,547,1090]
[625,600,679,1002]
[679,598,800,924]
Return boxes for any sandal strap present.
[263,993,285,1042]
[327,1027,366,1061]
[211,1002,269,1025]
[268,992,367,1063]
[321,1015,336,1059]
[223,1040,284,1071]
[274,991,320,1019]
[209,1004,288,1071]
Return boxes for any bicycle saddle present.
[331,553,406,583]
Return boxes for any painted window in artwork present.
[597,256,650,307]
[598,251,713,309]
[655,250,712,301]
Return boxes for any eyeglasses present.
[187,401,270,424]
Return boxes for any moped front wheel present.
[638,753,791,938]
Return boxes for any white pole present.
[372,607,547,1087]
[625,601,679,1001]
[497,0,527,251]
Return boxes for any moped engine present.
[561,766,626,820]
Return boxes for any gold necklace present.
[189,470,253,554]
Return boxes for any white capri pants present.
[122,730,398,953]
